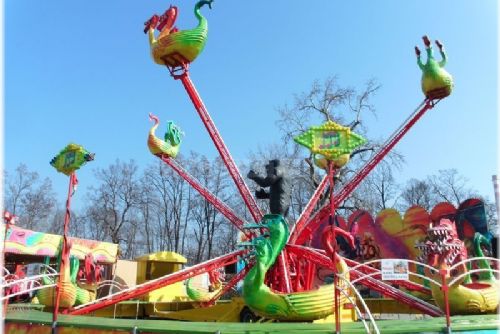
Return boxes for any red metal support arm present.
[68,250,246,315]
[277,250,292,293]
[289,174,329,238]
[177,73,263,223]
[160,155,252,238]
[291,99,435,244]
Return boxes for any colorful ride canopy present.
[3,225,118,264]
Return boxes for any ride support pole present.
[305,260,315,290]
[279,251,292,293]
[294,257,302,291]
[2,219,13,318]
[440,269,452,334]
[328,162,341,334]
[3,288,10,317]
[52,172,76,333]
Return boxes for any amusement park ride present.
[3,1,499,333]
[67,0,451,320]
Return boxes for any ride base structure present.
[5,310,499,334]
[3,1,499,334]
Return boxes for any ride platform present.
[5,310,499,333]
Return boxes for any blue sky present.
[4,1,498,208]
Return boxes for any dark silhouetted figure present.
[248,159,291,217]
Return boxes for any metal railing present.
[1,272,59,301]
[336,274,380,334]
[344,256,500,334]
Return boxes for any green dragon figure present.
[146,0,213,68]
[37,254,100,307]
[241,214,351,321]
[148,113,182,158]
[471,232,496,282]
[186,270,223,302]
[37,256,78,308]
[415,35,454,99]
[416,219,499,315]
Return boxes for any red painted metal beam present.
[176,72,263,223]
[286,245,332,267]
[277,250,292,293]
[289,174,329,239]
[160,155,252,238]
[68,250,246,315]
[291,99,436,244]
[303,261,310,290]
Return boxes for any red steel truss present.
[291,99,437,244]
[160,155,252,238]
[68,249,246,315]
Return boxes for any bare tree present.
[268,76,412,222]
[428,169,475,206]
[348,161,401,216]
[141,159,193,254]
[482,198,498,235]
[398,169,489,219]
[187,154,232,261]
[399,178,436,211]
[85,160,141,256]
[288,159,319,221]
[46,208,86,237]
[190,205,208,263]
[276,76,359,142]
[276,76,381,184]
[370,163,400,211]
[4,164,57,230]
[4,164,38,216]
[20,178,57,230]
[81,212,109,245]
[137,180,156,254]
[121,216,142,259]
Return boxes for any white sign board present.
[26,263,42,276]
[381,259,409,280]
